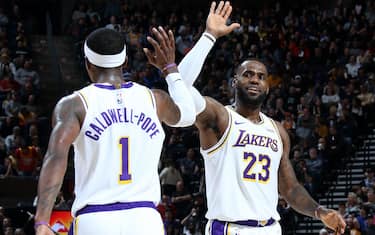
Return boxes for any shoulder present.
[53,93,85,126]
[271,119,290,147]
[55,93,82,111]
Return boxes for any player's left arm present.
[276,121,346,234]
[144,27,195,127]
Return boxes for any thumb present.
[228,23,241,32]
[143,48,154,64]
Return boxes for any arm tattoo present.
[38,183,61,211]
[284,184,319,218]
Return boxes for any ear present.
[232,76,238,88]
[85,57,91,71]
[122,56,128,68]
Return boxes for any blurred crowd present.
[0,0,374,234]
[0,1,47,180]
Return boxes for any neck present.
[235,102,262,123]
[92,69,124,85]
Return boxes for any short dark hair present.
[86,28,125,55]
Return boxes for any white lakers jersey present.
[71,82,165,215]
[201,106,283,221]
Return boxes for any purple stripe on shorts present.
[211,220,226,235]
[94,82,133,90]
[75,201,156,217]
[68,221,73,235]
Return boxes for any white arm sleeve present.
[177,32,216,86]
[165,73,196,127]
[177,32,216,114]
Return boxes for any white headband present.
[84,41,126,68]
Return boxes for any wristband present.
[315,205,324,219]
[34,221,50,230]
[203,32,216,43]
[162,63,177,72]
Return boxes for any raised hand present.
[143,26,177,75]
[319,208,346,234]
[205,1,240,39]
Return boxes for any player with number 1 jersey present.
[72,82,165,215]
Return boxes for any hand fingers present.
[215,1,224,14]
[158,26,170,47]
[223,4,232,19]
[152,27,168,52]
[338,216,346,234]
[334,226,339,235]
[209,1,216,14]
[143,48,155,64]
[147,35,161,52]
[168,30,175,50]
[221,1,231,18]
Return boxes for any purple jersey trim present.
[94,82,133,90]
[75,201,156,217]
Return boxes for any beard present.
[236,87,267,108]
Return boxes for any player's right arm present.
[35,95,83,235]
[174,1,239,148]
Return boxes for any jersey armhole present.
[270,119,284,152]
[146,88,156,109]
[75,91,88,111]
[200,108,232,155]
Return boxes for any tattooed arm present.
[35,94,83,235]
[276,121,346,233]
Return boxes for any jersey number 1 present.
[119,137,132,183]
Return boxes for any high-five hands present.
[205,1,240,39]
[143,26,177,74]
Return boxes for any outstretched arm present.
[35,95,82,235]
[276,122,346,234]
[178,1,240,114]
[144,27,195,127]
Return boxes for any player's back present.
[71,82,165,215]
[201,107,283,221]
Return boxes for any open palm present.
[205,1,240,39]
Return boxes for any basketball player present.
[34,27,196,235]
[175,1,347,234]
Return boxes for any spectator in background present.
[0,53,16,78]
[345,56,361,79]
[177,148,200,190]
[175,25,193,56]
[160,159,183,197]
[346,192,361,215]
[0,156,18,177]
[157,194,177,221]
[105,15,121,32]
[71,2,87,23]
[171,180,192,220]
[305,147,323,188]
[4,126,22,154]
[15,58,40,89]
[14,139,40,176]
[2,91,21,117]
[296,107,315,142]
